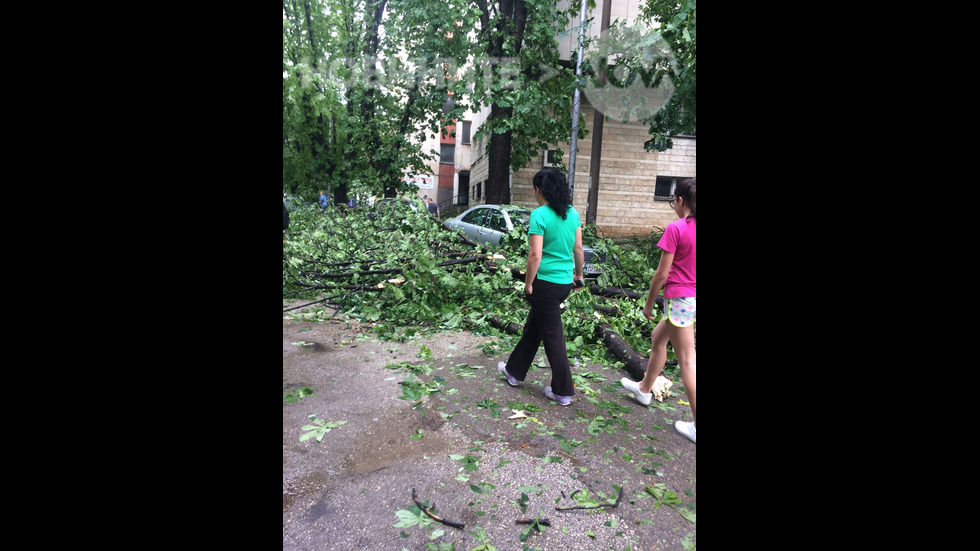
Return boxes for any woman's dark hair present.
[675,177,696,220]
[533,168,573,220]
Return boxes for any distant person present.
[319,191,329,209]
[621,177,696,443]
[427,198,440,217]
[347,197,357,208]
[497,168,585,406]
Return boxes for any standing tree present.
[283,0,343,201]
[328,0,435,203]
[284,0,585,205]
[470,0,580,204]
[283,0,452,204]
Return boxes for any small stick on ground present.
[555,487,624,512]
[515,517,551,526]
[411,488,465,529]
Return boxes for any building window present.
[440,143,455,163]
[655,176,683,201]
[461,121,471,144]
[542,149,561,167]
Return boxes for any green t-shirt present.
[528,205,580,284]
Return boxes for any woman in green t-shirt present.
[498,168,585,405]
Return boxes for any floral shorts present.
[665,296,696,327]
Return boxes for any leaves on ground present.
[299,416,347,442]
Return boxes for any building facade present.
[407,0,694,237]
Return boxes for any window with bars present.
[655,176,682,201]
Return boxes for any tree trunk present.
[486,104,513,204]
[476,0,527,206]
[596,322,648,380]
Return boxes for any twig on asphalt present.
[411,488,465,529]
[555,486,624,512]
[515,517,551,526]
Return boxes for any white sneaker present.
[498,362,519,387]
[620,377,652,406]
[675,421,696,443]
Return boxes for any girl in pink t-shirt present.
[621,178,697,443]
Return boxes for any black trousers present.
[505,278,574,396]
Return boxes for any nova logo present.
[574,23,677,122]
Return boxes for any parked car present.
[444,204,605,279]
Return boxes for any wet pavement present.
[283,304,696,550]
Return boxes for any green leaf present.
[516,492,529,513]
[393,507,431,528]
[680,507,696,524]
[299,416,346,443]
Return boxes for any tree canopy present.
[283,0,696,203]
[284,0,580,205]
[639,0,696,151]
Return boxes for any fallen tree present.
[596,322,649,380]
[283,203,682,374]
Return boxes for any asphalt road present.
[283,304,696,550]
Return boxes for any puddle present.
[342,412,455,475]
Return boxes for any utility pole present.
[567,0,587,194]
[585,0,611,225]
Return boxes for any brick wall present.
[461,106,695,238]
[514,106,695,237]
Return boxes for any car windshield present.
[507,209,531,228]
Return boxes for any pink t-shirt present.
[658,217,696,298]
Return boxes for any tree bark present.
[486,106,512,204]
[595,322,647,380]
[588,283,644,300]
[476,0,527,205]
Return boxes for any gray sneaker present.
[544,386,571,406]
[498,362,520,387]
[620,377,652,406]
[675,421,696,443]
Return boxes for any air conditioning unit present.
[542,149,561,168]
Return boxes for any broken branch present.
[411,488,465,529]
[515,517,551,526]
[595,323,648,380]
[489,315,523,335]
[588,283,644,300]
[555,487,624,512]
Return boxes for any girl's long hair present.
[676,177,696,220]
[533,168,573,220]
